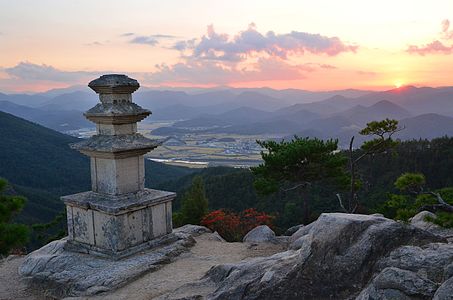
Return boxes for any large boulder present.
[410,211,453,241]
[175,213,448,299]
[243,225,276,244]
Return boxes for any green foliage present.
[252,137,346,192]
[252,136,347,223]
[380,172,453,226]
[360,118,400,154]
[426,212,453,228]
[0,178,29,256]
[394,173,426,193]
[176,176,209,226]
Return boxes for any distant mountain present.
[39,91,97,111]
[0,92,49,107]
[37,85,89,98]
[0,111,196,224]
[334,100,412,126]
[351,86,453,116]
[397,113,453,140]
[0,100,92,131]
[275,95,359,116]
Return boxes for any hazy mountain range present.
[1,85,453,145]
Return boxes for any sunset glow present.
[1,0,453,93]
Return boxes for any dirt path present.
[0,256,49,300]
[87,233,284,300]
[0,233,284,300]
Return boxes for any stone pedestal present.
[62,74,175,259]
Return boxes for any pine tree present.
[179,176,209,225]
[0,178,29,256]
[252,137,347,223]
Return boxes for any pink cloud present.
[441,19,453,39]
[147,23,356,85]
[407,40,453,56]
[174,23,358,62]
[407,19,453,55]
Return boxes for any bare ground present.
[0,233,285,300]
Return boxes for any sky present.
[1,0,453,93]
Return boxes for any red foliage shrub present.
[201,208,273,242]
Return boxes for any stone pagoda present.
[62,74,175,259]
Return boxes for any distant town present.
[67,121,271,168]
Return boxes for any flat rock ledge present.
[19,225,210,298]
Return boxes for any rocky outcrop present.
[167,213,451,300]
[243,225,276,244]
[19,225,210,298]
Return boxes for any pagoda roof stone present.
[84,103,151,124]
[88,74,140,94]
[71,134,160,158]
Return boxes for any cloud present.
[129,36,159,46]
[407,19,453,55]
[174,23,357,62]
[125,33,178,46]
[407,40,453,56]
[3,62,98,83]
[146,23,356,85]
[441,19,453,39]
[84,41,104,46]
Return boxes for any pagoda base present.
[62,188,175,259]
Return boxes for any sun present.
[394,80,404,88]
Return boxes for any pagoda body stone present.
[62,74,175,259]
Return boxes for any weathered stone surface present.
[288,221,314,246]
[243,225,276,243]
[62,188,175,258]
[173,213,446,300]
[283,224,303,236]
[62,188,175,214]
[89,74,140,94]
[175,224,211,236]
[376,243,453,283]
[19,226,205,298]
[433,276,453,300]
[357,267,439,299]
[411,210,453,241]
[71,133,160,156]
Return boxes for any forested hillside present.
[159,137,453,230]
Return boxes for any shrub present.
[201,208,273,242]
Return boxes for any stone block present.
[96,123,137,135]
[63,188,175,258]
[90,156,144,195]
